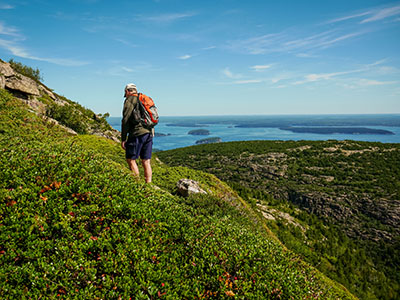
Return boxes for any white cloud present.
[229,29,366,55]
[228,3,399,57]
[0,22,20,37]
[296,53,316,58]
[361,5,400,23]
[270,72,296,84]
[114,38,137,48]
[251,64,271,72]
[0,21,89,66]
[178,54,192,60]
[357,79,398,86]
[233,79,263,84]
[0,38,89,66]
[202,46,216,50]
[328,4,400,24]
[328,12,371,24]
[121,67,134,72]
[318,32,365,48]
[294,68,364,85]
[377,66,399,75]
[139,12,196,24]
[222,67,242,79]
[228,32,286,55]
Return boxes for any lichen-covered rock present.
[176,179,207,197]
[38,84,56,100]
[0,61,15,77]
[5,75,40,96]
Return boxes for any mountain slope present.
[157,140,400,300]
[0,72,357,297]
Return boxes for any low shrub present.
[8,59,42,82]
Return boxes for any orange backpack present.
[132,93,159,129]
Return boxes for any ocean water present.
[108,115,400,151]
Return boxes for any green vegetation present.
[8,59,42,82]
[45,94,113,135]
[0,88,357,299]
[157,140,400,300]
[196,137,222,145]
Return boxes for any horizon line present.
[108,112,400,118]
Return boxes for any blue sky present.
[0,0,399,116]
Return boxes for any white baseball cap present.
[125,83,137,90]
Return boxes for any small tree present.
[8,59,43,82]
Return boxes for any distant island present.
[155,132,171,137]
[188,129,210,135]
[279,127,395,135]
[166,123,208,128]
[195,137,222,145]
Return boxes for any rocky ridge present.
[0,59,119,141]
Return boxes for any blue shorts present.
[125,133,153,160]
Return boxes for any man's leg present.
[141,159,152,183]
[127,159,140,177]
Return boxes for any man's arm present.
[121,97,134,142]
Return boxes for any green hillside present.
[0,86,358,296]
[157,140,400,300]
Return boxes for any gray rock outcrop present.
[0,61,15,77]
[176,179,207,197]
[5,75,40,96]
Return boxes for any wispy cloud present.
[178,54,192,60]
[328,12,371,23]
[294,68,365,85]
[114,38,137,48]
[121,66,134,72]
[228,3,399,57]
[202,46,216,50]
[138,12,196,24]
[0,21,89,66]
[292,59,396,86]
[222,67,242,79]
[228,29,366,55]
[318,32,365,48]
[357,79,398,86]
[0,22,21,37]
[251,64,271,72]
[362,5,400,23]
[233,79,263,84]
[0,38,89,66]
[328,4,400,24]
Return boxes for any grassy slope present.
[0,89,356,299]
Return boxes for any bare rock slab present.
[176,179,207,197]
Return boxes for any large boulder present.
[0,61,15,77]
[5,75,40,96]
[176,179,207,197]
[0,60,41,97]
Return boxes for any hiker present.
[121,83,153,183]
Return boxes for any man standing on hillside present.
[121,83,153,183]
